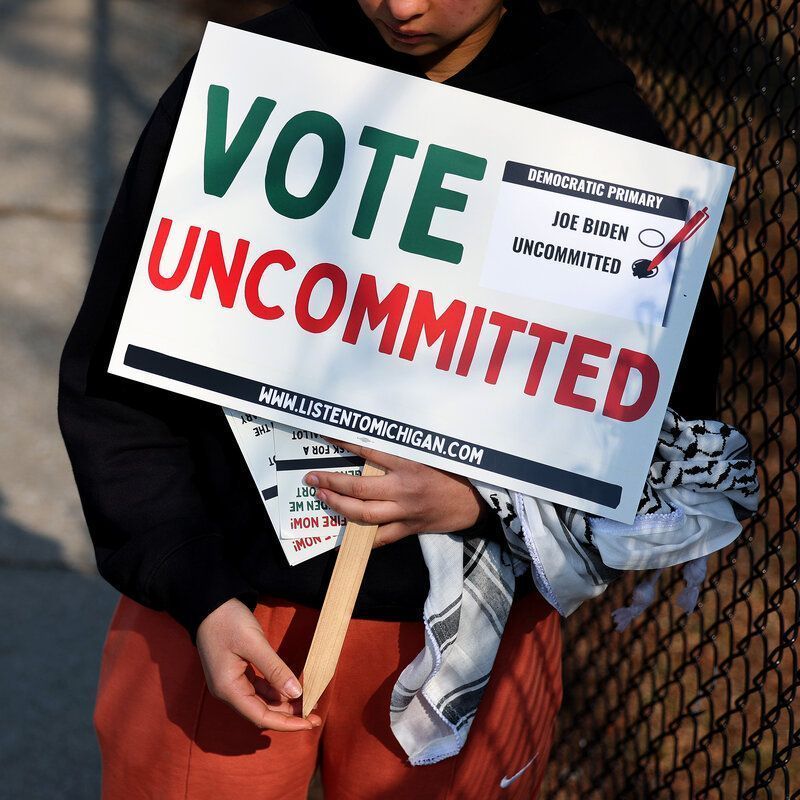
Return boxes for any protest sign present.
[273,423,362,540]
[109,23,734,523]
[223,409,342,563]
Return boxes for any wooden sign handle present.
[301,460,385,716]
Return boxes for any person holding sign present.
[59,0,755,798]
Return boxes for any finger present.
[251,678,318,717]
[305,470,394,500]
[235,698,320,731]
[374,522,413,547]
[315,489,401,527]
[259,696,298,714]
[248,669,284,699]
[224,672,316,730]
[322,437,407,470]
[251,676,293,706]
[235,633,303,701]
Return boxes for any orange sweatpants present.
[95,590,562,799]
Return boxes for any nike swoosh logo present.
[499,754,538,789]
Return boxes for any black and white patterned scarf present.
[390,409,759,765]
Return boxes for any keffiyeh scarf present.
[390,409,759,765]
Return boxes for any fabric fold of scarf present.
[389,409,759,764]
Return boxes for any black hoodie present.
[58,0,722,641]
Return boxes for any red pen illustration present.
[632,206,710,279]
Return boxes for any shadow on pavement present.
[0,490,118,800]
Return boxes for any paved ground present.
[0,2,202,797]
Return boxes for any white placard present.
[110,24,734,523]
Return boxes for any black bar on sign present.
[502,161,688,221]
[123,345,623,509]
[276,456,365,471]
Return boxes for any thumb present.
[239,631,303,700]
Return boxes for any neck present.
[419,6,506,83]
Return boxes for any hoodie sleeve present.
[58,72,259,642]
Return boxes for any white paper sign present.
[223,408,340,564]
[222,408,278,522]
[109,24,735,523]
[273,423,362,541]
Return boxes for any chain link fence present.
[538,1,798,796]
